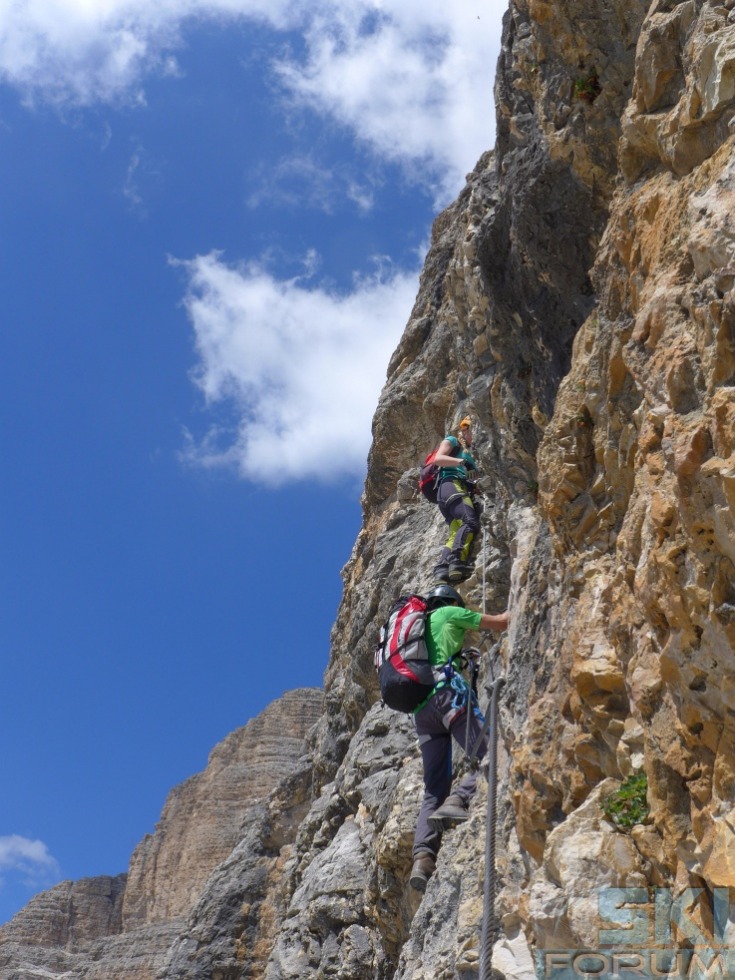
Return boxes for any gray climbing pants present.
[412,685,488,859]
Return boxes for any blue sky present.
[0,0,504,925]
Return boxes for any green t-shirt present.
[425,606,482,668]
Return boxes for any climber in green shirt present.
[410,584,509,892]
[425,603,483,667]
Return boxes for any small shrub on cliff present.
[574,71,601,103]
[603,772,649,829]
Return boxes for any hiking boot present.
[409,853,436,892]
[432,563,450,582]
[428,795,470,830]
[448,560,473,583]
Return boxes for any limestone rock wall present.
[263,0,735,975]
[5,1,735,978]
[527,0,735,953]
[0,689,323,980]
[123,689,323,927]
[0,876,127,977]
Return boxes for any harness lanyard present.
[464,654,479,756]
[411,651,461,715]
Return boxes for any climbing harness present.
[464,650,480,753]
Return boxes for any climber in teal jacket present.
[432,417,481,584]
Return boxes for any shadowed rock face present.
[6,1,735,977]
[526,0,735,951]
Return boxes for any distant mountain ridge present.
[0,688,323,978]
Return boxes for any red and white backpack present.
[373,595,437,712]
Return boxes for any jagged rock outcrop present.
[267,0,735,974]
[526,0,735,954]
[5,0,735,977]
[0,689,322,980]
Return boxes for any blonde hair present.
[456,416,472,449]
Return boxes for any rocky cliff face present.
[4,0,735,977]
[0,689,323,980]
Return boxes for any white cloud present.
[0,1,507,485]
[275,2,504,201]
[0,0,288,106]
[246,155,376,214]
[0,0,506,197]
[121,140,161,214]
[177,250,419,484]
[0,835,60,887]
[123,147,143,208]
